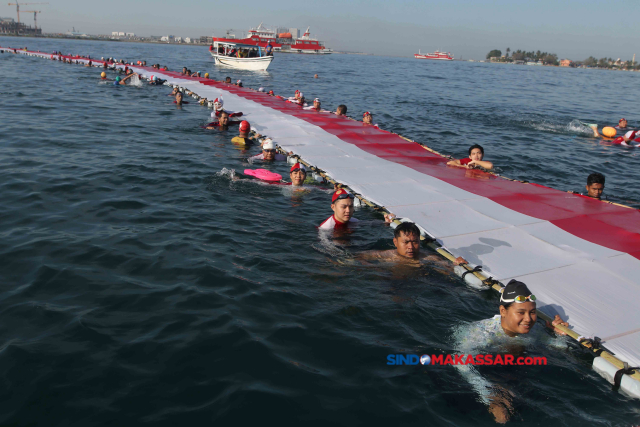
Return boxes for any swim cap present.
[298,92,304,98]
[363,111,371,117]
[262,138,275,150]
[258,87,264,92]
[239,121,251,133]
[290,162,306,173]
[115,76,121,82]
[500,279,533,304]
[204,73,209,78]
[620,118,627,122]
[152,76,157,81]
[314,98,320,102]
[332,189,354,203]
[100,72,106,78]
[268,90,274,95]
[602,127,617,138]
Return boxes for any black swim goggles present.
[500,294,537,304]
[335,192,355,201]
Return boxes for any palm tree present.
[506,47,510,58]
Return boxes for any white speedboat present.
[210,41,274,71]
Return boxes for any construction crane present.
[7,2,48,24]
[21,10,40,30]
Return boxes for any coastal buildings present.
[560,59,573,67]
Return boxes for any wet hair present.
[393,222,420,239]
[587,172,605,186]
[225,77,231,82]
[468,144,484,156]
[337,105,347,114]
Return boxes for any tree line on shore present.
[486,48,639,69]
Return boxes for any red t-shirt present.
[459,158,472,165]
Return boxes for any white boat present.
[210,41,274,71]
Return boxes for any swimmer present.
[114,73,138,86]
[85,60,92,67]
[447,144,494,170]
[357,222,467,266]
[204,72,209,79]
[319,189,360,230]
[236,80,243,87]
[452,279,568,424]
[181,67,187,75]
[289,162,307,186]
[314,74,318,78]
[335,105,348,116]
[590,124,640,146]
[304,98,323,111]
[362,111,379,127]
[585,172,605,200]
[100,72,107,80]
[205,111,231,130]
[174,92,189,105]
[231,121,258,145]
[225,77,232,84]
[268,90,275,96]
[248,138,287,161]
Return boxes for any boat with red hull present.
[414,49,454,60]
[212,23,332,54]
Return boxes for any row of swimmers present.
[13,47,583,423]
[589,118,640,147]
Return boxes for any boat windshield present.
[214,42,268,58]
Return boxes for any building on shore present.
[560,59,573,67]
[1,17,42,35]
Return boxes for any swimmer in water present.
[289,163,307,186]
[304,98,323,111]
[174,92,189,105]
[100,72,107,80]
[357,222,466,266]
[584,172,605,200]
[452,280,568,424]
[205,111,231,130]
[225,77,232,84]
[589,120,640,146]
[231,121,260,145]
[447,144,494,170]
[247,139,287,162]
[335,104,348,116]
[114,73,138,86]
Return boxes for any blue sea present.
[1,36,639,426]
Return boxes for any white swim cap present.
[314,98,320,102]
[262,139,276,150]
[258,87,264,92]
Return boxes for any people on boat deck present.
[447,144,493,170]
[335,105,348,116]
[248,139,288,162]
[319,189,359,230]
[452,279,568,424]
[585,172,605,200]
[356,222,466,265]
[266,42,273,56]
[304,98,323,111]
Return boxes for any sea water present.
[1,37,639,426]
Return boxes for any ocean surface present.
[1,36,639,426]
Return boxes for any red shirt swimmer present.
[447,144,494,170]
[318,189,359,230]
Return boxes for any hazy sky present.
[4,0,639,60]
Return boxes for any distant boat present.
[414,49,454,61]
[211,41,274,71]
